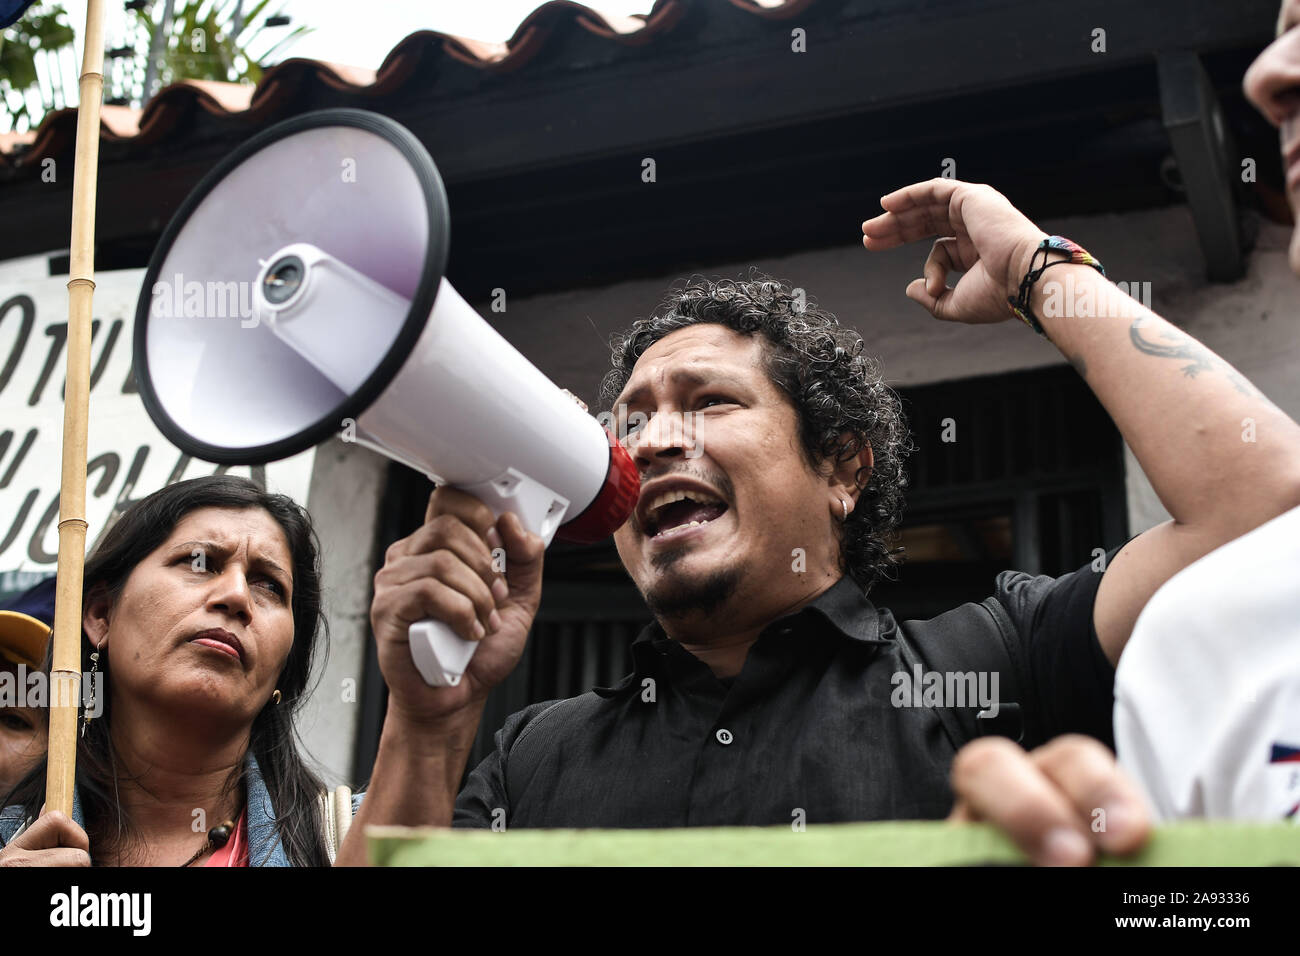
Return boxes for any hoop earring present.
[840,499,849,521]
[272,689,281,706]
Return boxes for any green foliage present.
[0,1,310,131]
[0,2,76,130]
[131,0,311,88]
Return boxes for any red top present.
[204,810,249,867]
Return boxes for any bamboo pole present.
[45,0,106,818]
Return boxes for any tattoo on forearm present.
[1129,316,1254,397]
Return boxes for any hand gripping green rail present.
[367,821,1300,866]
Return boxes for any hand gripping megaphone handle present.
[407,468,569,687]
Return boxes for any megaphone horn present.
[134,109,639,687]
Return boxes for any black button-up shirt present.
[454,553,1119,829]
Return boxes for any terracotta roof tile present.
[98,104,142,139]
[0,130,35,153]
[0,0,805,176]
[172,77,257,113]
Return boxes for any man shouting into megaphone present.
[336,176,1300,867]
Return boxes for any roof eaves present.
[0,0,802,175]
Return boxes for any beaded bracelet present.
[1007,236,1106,336]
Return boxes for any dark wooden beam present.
[0,144,228,264]
[1158,51,1245,281]
[397,0,1279,184]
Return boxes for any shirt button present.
[715,728,734,746]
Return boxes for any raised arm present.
[863,178,1300,665]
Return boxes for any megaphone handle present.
[407,469,569,687]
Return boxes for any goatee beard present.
[640,558,741,621]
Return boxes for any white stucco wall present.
[299,438,388,788]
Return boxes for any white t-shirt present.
[1114,503,1300,822]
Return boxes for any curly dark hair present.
[598,274,914,594]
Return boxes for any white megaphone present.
[133,109,639,687]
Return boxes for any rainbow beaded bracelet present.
[1007,236,1106,336]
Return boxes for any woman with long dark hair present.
[0,475,346,866]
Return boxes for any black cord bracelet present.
[1007,236,1106,336]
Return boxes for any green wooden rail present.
[367,820,1300,866]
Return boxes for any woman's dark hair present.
[2,475,330,866]
[599,274,915,594]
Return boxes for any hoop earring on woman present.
[841,499,849,521]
